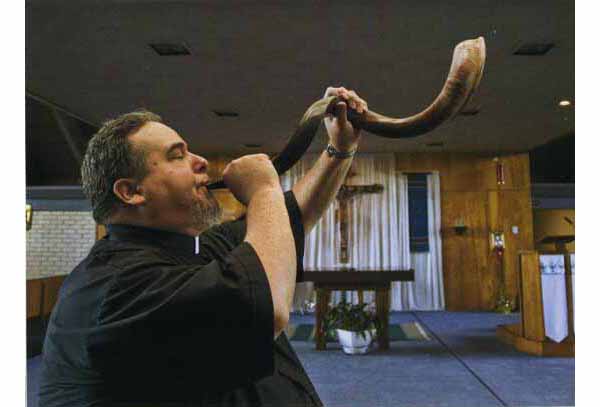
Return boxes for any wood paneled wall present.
[26,275,67,319]
[533,209,575,252]
[27,279,43,319]
[394,152,534,310]
[205,155,247,221]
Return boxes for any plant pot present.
[336,328,376,355]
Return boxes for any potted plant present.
[323,300,379,355]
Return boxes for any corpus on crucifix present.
[335,167,384,264]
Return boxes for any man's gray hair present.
[81,110,162,224]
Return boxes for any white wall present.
[26,211,96,279]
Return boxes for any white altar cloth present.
[539,254,575,342]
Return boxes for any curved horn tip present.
[453,36,486,59]
[478,36,486,52]
[475,36,486,49]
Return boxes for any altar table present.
[303,270,414,350]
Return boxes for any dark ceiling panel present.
[530,133,575,183]
[25,0,574,185]
[26,96,97,186]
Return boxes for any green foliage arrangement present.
[323,299,380,340]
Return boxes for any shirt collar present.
[106,223,200,256]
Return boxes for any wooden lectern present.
[496,235,574,356]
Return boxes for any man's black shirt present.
[39,191,323,407]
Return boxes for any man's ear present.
[113,178,146,206]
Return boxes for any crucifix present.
[334,167,384,305]
[335,166,384,264]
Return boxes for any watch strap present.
[326,144,357,159]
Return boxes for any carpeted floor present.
[287,321,430,342]
[292,311,574,407]
[26,311,575,407]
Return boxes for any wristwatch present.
[326,144,357,159]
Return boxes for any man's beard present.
[190,188,223,232]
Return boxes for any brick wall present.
[26,211,96,279]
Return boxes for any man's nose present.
[191,153,208,173]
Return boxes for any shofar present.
[208,36,485,190]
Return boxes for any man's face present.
[128,121,222,235]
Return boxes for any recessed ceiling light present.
[425,142,444,148]
[513,42,554,56]
[459,107,480,116]
[149,43,191,56]
[559,100,571,107]
[212,110,240,118]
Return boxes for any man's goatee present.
[191,189,223,231]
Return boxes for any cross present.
[335,176,384,263]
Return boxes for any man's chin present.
[190,196,223,231]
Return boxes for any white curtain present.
[342,154,411,306]
[281,155,444,311]
[280,154,338,311]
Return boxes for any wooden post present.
[315,288,331,350]
[519,252,545,341]
[558,243,575,341]
[375,288,390,350]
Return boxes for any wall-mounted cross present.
[335,182,384,263]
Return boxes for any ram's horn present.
[208,36,486,190]
[353,36,486,138]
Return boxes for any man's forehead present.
[130,121,185,150]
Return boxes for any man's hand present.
[323,86,369,153]
[222,154,281,205]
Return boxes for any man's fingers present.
[324,86,347,98]
[335,101,348,127]
[324,86,368,113]
[324,86,337,98]
[338,89,367,113]
[346,90,359,100]
[347,90,367,111]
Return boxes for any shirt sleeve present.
[88,242,275,392]
[209,190,306,282]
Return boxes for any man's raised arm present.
[292,87,368,233]
[223,154,296,338]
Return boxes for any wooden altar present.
[496,235,574,356]
[303,270,414,350]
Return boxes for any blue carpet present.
[27,355,41,407]
[26,312,574,407]
[414,312,575,407]
[288,322,429,342]
[291,311,574,407]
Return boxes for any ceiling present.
[26,0,574,160]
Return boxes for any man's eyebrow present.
[166,142,187,155]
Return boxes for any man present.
[38,86,368,406]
